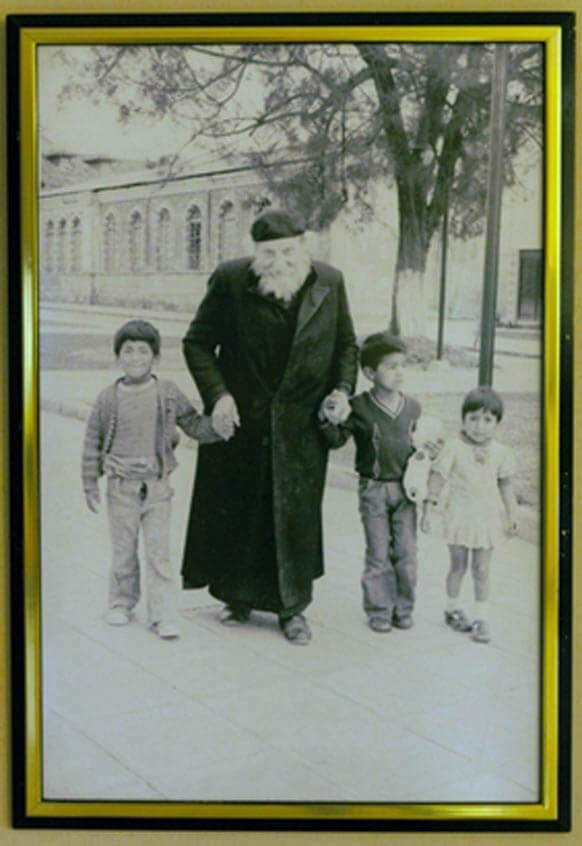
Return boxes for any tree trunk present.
[390,268,427,337]
[390,172,429,337]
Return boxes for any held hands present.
[85,489,101,514]
[319,389,351,425]
[212,393,240,441]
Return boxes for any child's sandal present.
[444,609,472,632]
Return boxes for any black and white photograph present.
[8,13,573,829]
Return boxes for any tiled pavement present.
[40,409,541,806]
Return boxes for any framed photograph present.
[7,10,573,831]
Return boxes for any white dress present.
[432,433,517,549]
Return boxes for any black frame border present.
[6,9,574,832]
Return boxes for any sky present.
[37,45,199,161]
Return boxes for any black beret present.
[251,209,305,242]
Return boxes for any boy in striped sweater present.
[81,319,220,639]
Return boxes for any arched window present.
[128,210,145,272]
[45,220,54,272]
[103,213,117,272]
[70,216,82,272]
[186,205,202,270]
[155,207,172,271]
[217,200,236,262]
[57,219,67,272]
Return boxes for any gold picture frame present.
[6,10,573,830]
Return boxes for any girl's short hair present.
[113,320,161,357]
[360,332,407,371]
[462,386,504,421]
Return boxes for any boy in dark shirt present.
[320,332,421,632]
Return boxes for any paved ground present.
[40,409,540,806]
[37,304,542,808]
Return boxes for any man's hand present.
[320,389,351,425]
[212,393,240,440]
[85,489,101,514]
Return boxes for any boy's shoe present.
[392,611,414,629]
[279,614,312,645]
[105,607,132,626]
[220,605,251,625]
[471,619,491,643]
[444,609,473,633]
[154,621,180,640]
[368,616,392,633]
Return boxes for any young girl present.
[420,386,519,644]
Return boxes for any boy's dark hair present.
[462,386,504,421]
[113,320,161,357]
[359,332,407,371]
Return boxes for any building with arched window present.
[38,151,543,325]
[39,155,272,309]
[186,204,202,271]
[155,207,172,272]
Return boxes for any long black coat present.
[181,257,358,612]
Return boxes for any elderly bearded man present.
[181,209,358,644]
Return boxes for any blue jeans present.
[106,476,177,626]
[358,478,417,619]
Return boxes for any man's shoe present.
[392,611,414,629]
[154,621,180,639]
[471,619,491,643]
[445,609,473,632]
[280,614,312,645]
[105,607,132,626]
[220,605,251,626]
[368,616,392,633]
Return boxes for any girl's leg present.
[470,546,493,626]
[446,544,469,601]
[444,545,472,631]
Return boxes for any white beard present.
[252,255,311,302]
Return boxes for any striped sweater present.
[81,375,219,492]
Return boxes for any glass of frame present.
[7,10,573,832]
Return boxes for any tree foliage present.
[59,42,541,231]
[56,40,542,332]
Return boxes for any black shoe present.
[279,614,312,645]
[220,605,251,625]
[392,611,414,629]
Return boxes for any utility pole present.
[478,43,509,386]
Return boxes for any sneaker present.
[279,614,312,645]
[392,611,414,629]
[105,607,132,626]
[444,609,473,633]
[220,605,251,626]
[368,616,392,633]
[154,621,180,640]
[471,619,491,643]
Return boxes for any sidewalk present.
[40,411,541,805]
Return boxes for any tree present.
[56,41,542,336]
